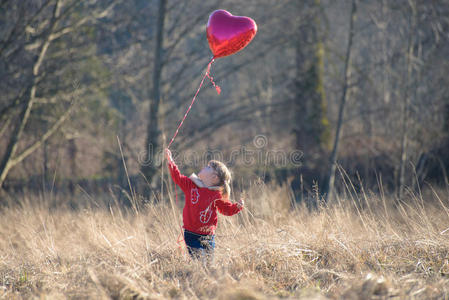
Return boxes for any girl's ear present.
[212,174,220,185]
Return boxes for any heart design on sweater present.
[191,188,200,204]
[199,206,212,224]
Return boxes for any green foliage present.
[315,42,331,150]
[18,270,27,285]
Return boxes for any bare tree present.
[0,0,121,189]
[0,0,62,188]
[141,0,166,187]
[397,0,416,199]
[324,0,357,202]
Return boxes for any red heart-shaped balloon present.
[206,10,257,59]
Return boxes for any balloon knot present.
[206,64,221,95]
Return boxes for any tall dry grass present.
[1,181,449,299]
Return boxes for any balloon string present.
[167,58,220,149]
[175,185,185,255]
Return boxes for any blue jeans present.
[183,230,215,260]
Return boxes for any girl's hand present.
[165,148,173,164]
[237,197,244,207]
[238,191,246,207]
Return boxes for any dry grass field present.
[1,182,449,299]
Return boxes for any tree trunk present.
[293,0,330,158]
[68,138,77,195]
[324,0,357,202]
[141,0,166,189]
[398,0,416,200]
[43,140,49,191]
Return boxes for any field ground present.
[1,183,449,299]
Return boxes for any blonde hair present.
[208,160,232,199]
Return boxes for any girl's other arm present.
[216,198,244,216]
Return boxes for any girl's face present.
[198,164,220,186]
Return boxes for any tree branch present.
[10,101,75,168]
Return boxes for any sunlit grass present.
[1,183,449,299]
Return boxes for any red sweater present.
[167,161,243,235]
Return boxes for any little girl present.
[165,148,244,260]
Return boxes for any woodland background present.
[3,1,449,298]
[1,0,449,203]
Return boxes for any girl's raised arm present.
[165,149,191,191]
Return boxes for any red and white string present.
[167,58,220,149]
